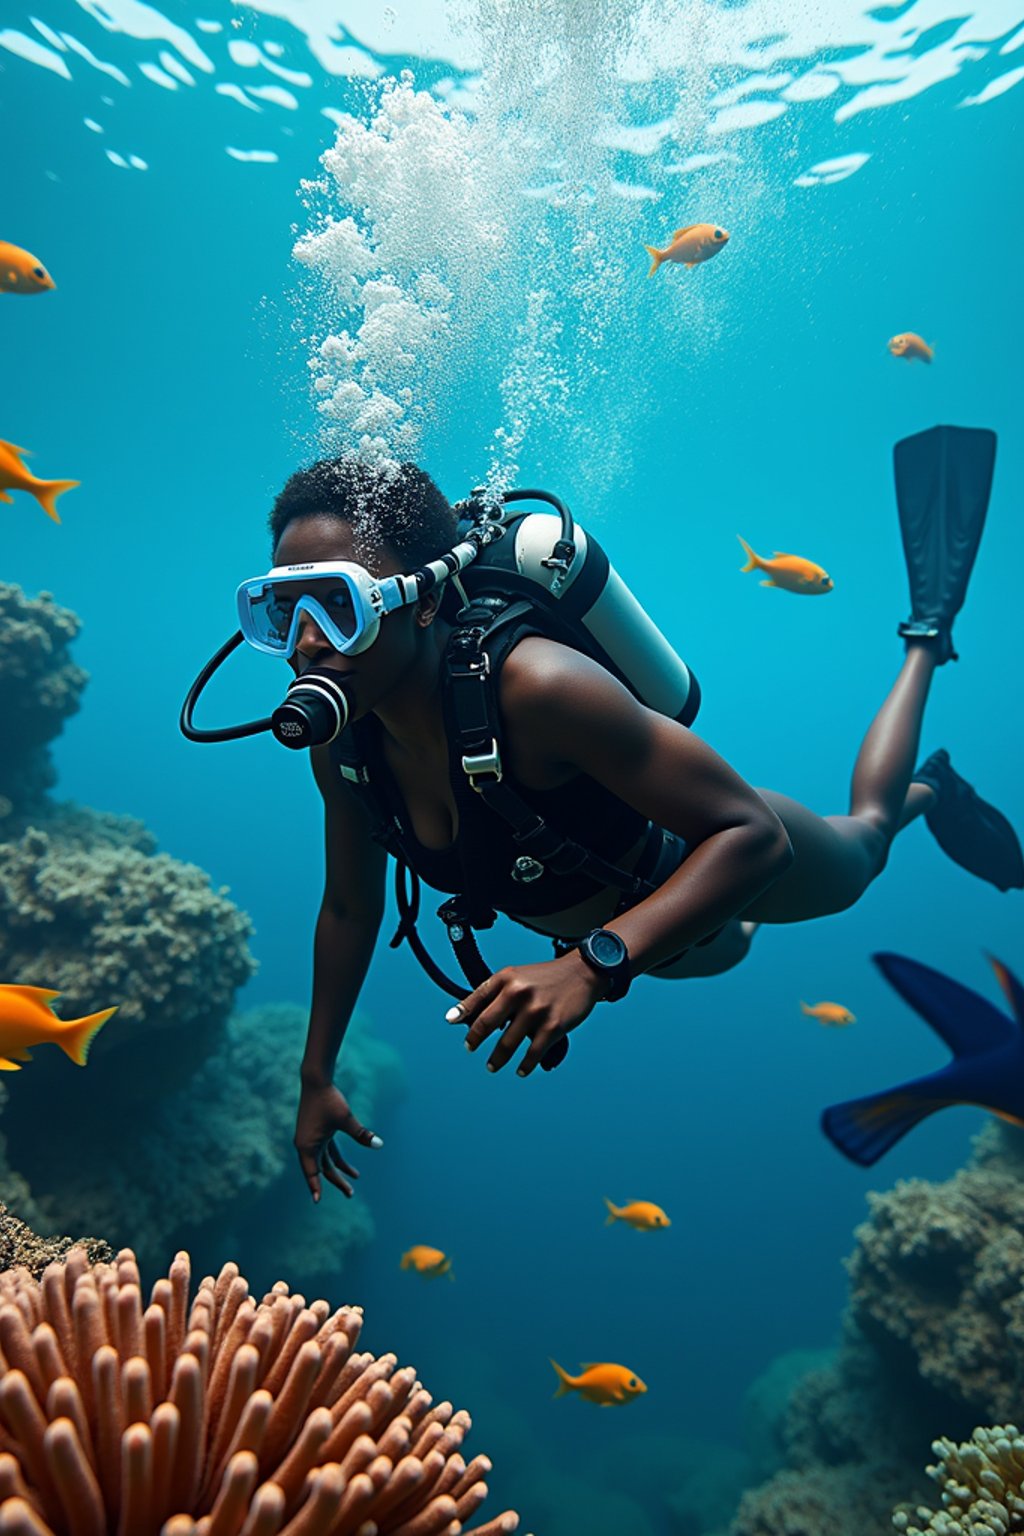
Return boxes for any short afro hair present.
[269,457,458,568]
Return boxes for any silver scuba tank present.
[510,512,699,725]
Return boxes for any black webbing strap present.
[444,604,656,901]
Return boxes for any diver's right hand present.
[294,1081,383,1202]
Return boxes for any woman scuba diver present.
[181,426,1023,1203]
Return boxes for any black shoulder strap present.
[443,601,655,899]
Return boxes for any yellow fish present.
[888,332,933,364]
[0,985,116,1072]
[644,222,729,277]
[400,1245,453,1280]
[604,1198,671,1231]
[0,241,55,295]
[0,439,79,524]
[801,1000,856,1027]
[550,1359,647,1406]
[737,536,833,595]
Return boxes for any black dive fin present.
[822,1084,950,1166]
[873,951,1015,1057]
[895,424,996,663]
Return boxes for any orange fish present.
[888,332,933,364]
[603,1198,671,1231]
[0,439,79,523]
[550,1359,647,1406]
[737,536,833,595]
[400,1245,453,1280]
[0,985,116,1072]
[644,222,729,276]
[0,241,55,295]
[801,1000,856,1027]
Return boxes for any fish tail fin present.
[34,478,79,524]
[603,1198,619,1225]
[821,1082,948,1166]
[800,1001,813,1016]
[737,535,759,572]
[58,1005,116,1066]
[550,1359,574,1398]
[644,244,663,277]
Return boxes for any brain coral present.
[0,1245,526,1536]
[0,584,86,823]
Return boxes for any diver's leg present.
[647,919,760,980]
[741,645,939,924]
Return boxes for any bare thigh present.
[740,790,888,924]
[647,919,757,980]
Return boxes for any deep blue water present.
[3,3,1023,1531]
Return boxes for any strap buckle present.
[338,762,370,784]
[461,739,503,788]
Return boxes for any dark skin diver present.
[283,444,1023,1203]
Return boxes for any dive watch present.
[577,928,632,1002]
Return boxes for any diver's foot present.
[913,749,1024,891]
[898,620,957,665]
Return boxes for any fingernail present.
[446,1005,463,1022]
[464,1040,473,1051]
[369,1135,384,1149]
[516,1069,526,1077]
[486,1063,495,1073]
[312,1191,319,1204]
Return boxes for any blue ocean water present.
[2,3,1023,1531]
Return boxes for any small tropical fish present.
[888,332,933,364]
[644,222,729,277]
[604,1198,671,1230]
[737,536,833,595]
[0,439,79,524]
[400,1245,453,1280]
[801,1001,856,1027]
[0,241,55,295]
[823,953,1024,1166]
[550,1359,647,1406]
[0,985,116,1072]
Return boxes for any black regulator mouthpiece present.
[271,666,353,749]
[179,635,357,748]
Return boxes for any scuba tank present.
[445,488,701,726]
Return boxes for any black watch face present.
[589,930,626,967]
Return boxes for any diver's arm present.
[295,746,387,1200]
[501,639,794,975]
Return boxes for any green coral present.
[0,812,256,1087]
[893,1425,1024,1535]
[848,1124,1024,1423]
[0,582,87,820]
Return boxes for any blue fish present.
[821,952,1024,1166]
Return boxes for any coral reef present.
[0,1204,110,1279]
[892,1424,1024,1535]
[0,1245,525,1535]
[730,1463,913,1536]
[0,1005,400,1286]
[723,1124,1024,1536]
[0,584,86,824]
[847,1122,1024,1424]
[0,810,255,1087]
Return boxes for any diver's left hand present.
[448,953,609,1077]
